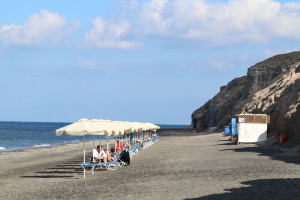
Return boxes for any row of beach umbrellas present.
[52,119,160,178]
[53,118,160,136]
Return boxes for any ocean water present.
[157,124,188,129]
[0,121,187,152]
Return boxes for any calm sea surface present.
[0,121,186,152]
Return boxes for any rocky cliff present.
[192,51,300,141]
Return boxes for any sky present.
[1,0,300,125]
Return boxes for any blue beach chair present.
[81,151,126,176]
[128,144,140,158]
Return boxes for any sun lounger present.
[142,136,159,149]
[81,160,116,175]
[81,151,126,177]
[128,144,140,158]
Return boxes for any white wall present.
[238,123,267,143]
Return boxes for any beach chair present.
[81,160,116,176]
[81,150,127,175]
[118,149,130,165]
[104,150,129,169]
[128,144,140,158]
[142,140,151,149]
[143,136,158,148]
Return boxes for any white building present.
[237,114,270,144]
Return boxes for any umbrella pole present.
[107,133,109,153]
[83,134,86,179]
[115,137,117,152]
[136,131,138,143]
[84,135,86,163]
[124,133,126,145]
[93,135,95,148]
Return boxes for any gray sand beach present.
[0,132,300,200]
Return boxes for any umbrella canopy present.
[89,119,132,135]
[112,121,132,134]
[144,122,160,130]
[53,118,160,178]
[53,118,107,136]
[128,122,144,132]
[53,118,160,136]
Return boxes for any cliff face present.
[192,51,300,141]
[192,76,248,131]
[242,61,300,140]
[247,51,300,94]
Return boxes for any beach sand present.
[0,132,300,200]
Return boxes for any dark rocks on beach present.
[192,51,300,141]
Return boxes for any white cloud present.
[3,0,300,49]
[82,17,140,49]
[136,0,300,45]
[118,0,138,10]
[0,10,68,46]
[139,0,171,34]
[283,2,300,10]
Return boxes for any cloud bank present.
[0,10,67,46]
[82,17,140,49]
[1,0,300,48]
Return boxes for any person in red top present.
[115,140,123,152]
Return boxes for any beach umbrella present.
[53,118,106,136]
[53,119,159,178]
[91,120,131,151]
[53,120,132,161]
[143,122,160,131]
[53,118,113,177]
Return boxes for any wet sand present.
[0,132,300,200]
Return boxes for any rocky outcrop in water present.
[192,51,300,141]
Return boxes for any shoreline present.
[0,127,196,153]
[0,140,80,154]
[0,135,124,154]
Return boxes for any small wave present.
[0,147,6,151]
[32,144,51,148]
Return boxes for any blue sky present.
[1,0,300,125]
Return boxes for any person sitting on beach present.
[116,147,122,155]
[114,140,123,152]
[104,150,114,163]
[145,136,150,142]
[125,142,131,149]
[119,148,130,166]
[92,145,107,163]
[135,140,143,150]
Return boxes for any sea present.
[0,121,187,152]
